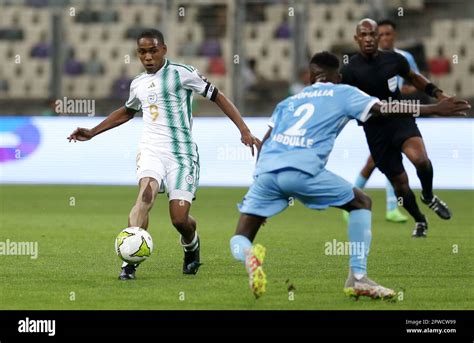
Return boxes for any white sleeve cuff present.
[360,98,381,123]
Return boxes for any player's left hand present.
[240,129,262,157]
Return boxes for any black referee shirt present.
[341,50,410,102]
[341,50,411,125]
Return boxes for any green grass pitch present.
[0,185,473,310]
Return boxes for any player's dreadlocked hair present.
[309,51,340,70]
[137,29,165,44]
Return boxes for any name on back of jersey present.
[290,88,334,100]
[272,134,314,148]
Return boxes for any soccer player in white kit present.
[68,29,261,280]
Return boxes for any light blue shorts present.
[238,168,355,218]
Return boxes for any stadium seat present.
[432,20,453,41]
[308,4,329,23]
[437,74,456,94]
[0,7,21,26]
[27,78,49,98]
[264,5,286,23]
[423,38,438,59]
[245,41,263,59]
[7,78,27,98]
[461,76,474,97]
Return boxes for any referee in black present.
[341,18,462,237]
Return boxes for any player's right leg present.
[119,145,165,280]
[389,171,428,237]
[371,142,428,237]
[337,189,396,299]
[231,214,267,299]
[402,136,451,220]
[128,177,160,228]
[343,155,375,222]
[231,172,289,298]
[119,177,160,280]
[292,168,395,299]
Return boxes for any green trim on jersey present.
[161,65,184,189]
[173,71,193,146]
[173,70,193,190]
[169,62,195,73]
[186,89,192,125]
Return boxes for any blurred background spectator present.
[0,0,472,117]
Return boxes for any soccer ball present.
[115,227,153,264]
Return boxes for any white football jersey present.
[125,59,217,157]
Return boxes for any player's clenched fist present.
[67,127,94,142]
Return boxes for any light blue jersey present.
[255,82,379,177]
[394,48,420,89]
[236,82,380,279]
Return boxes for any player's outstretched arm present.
[370,97,471,118]
[404,69,451,100]
[214,92,262,156]
[67,107,136,142]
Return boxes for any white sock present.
[181,232,199,252]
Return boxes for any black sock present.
[399,189,426,223]
[417,159,434,200]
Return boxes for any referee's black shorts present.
[363,118,422,178]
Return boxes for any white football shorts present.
[136,144,200,204]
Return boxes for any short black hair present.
[377,19,396,30]
[309,51,340,70]
[137,29,165,44]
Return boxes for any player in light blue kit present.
[228,51,469,299]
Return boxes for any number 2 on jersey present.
[150,104,159,121]
[283,103,315,136]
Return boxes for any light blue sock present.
[354,174,368,189]
[386,179,398,211]
[348,209,372,275]
[230,235,252,263]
